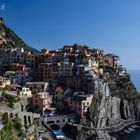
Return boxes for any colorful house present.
[67,92,93,117]
[32,92,52,112]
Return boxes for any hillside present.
[0,17,39,53]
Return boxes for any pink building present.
[67,92,93,117]
[32,92,52,112]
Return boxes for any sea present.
[111,70,140,140]
[129,70,140,93]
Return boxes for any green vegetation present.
[104,66,116,74]
[0,19,39,53]
[105,69,137,99]
[4,94,19,108]
[126,73,131,81]
[13,119,22,132]
[0,113,25,140]
[0,113,18,140]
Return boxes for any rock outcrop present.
[76,71,140,140]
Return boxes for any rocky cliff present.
[76,69,140,140]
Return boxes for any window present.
[28,116,31,124]
[24,115,27,125]
[15,114,18,118]
[10,113,13,118]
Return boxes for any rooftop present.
[16,70,26,74]
[4,71,15,74]
[26,82,48,85]
[37,92,49,96]
[105,53,119,58]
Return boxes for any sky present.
[0,0,140,69]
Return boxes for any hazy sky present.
[0,0,140,69]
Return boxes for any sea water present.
[129,70,140,93]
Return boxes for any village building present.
[57,62,74,77]
[39,63,58,81]
[10,63,26,71]
[19,87,32,96]
[32,92,53,112]
[67,92,93,117]
[104,54,120,68]
[53,86,65,110]
[25,52,35,67]
[0,76,11,88]
[26,82,48,94]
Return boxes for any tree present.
[1,113,18,140]
[2,113,8,124]
[14,120,22,131]
[8,102,14,108]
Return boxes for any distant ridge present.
[0,17,39,53]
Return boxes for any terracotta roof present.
[16,70,26,74]
[55,86,64,94]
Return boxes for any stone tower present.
[0,17,4,25]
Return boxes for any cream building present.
[20,87,32,96]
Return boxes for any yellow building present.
[91,59,99,73]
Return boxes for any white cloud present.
[0,4,5,10]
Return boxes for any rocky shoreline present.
[109,119,140,133]
[110,121,140,140]
[77,80,140,140]
[94,120,140,140]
